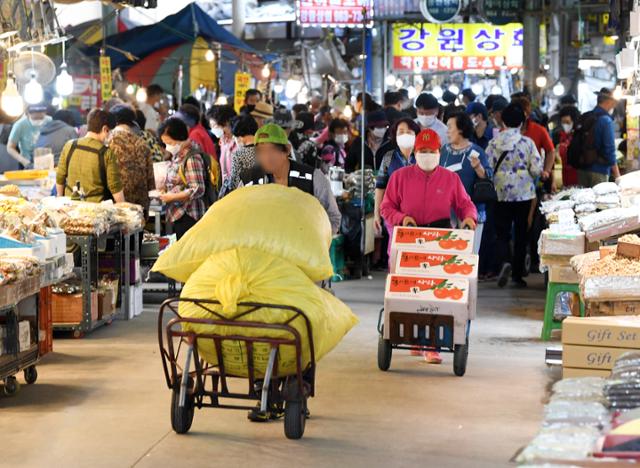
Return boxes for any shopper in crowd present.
[242,123,341,233]
[292,103,308,121]
[272,108,303,161]
[440,112,492,253]
[35,110,77,166]
[354,92,380,116]
[577,88,620,187]
[292,112,319,167]
[345,109,389,173]
[138,84,163,134]
[381,128,477,364]
[134,109,165,162]
[466,102,494,150]
[175,103,217,158]
[490,96,509,132]
[383,90,408,127]
[7,104,51,168]
[219,115,259,197]
[157,118,207,239]
[316,105,332,131]
[555,106,580,187]
[240,89,262,115]
[486,103,542,289]
[319,118,349,173]
[0,116,20,173]
[250,101,274,128]
[415,93,448,145]
[550,94,579,140]
[397,88,417,119]
[461,88,476,106]
[209,105,237,183]
[108,105,155,216]
[375,117,421,235]
[56,109,124,203]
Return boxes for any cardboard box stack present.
[539,230,585,283]
[562,315,640,378]
[383,227,478,345]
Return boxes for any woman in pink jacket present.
[381,128,477,364]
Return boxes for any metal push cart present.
[377,309,470,376]
[158,298,316,439]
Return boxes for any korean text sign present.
[234,72,252,114]
[297,0,372,27]
[392,22,523,71]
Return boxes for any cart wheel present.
[3,376,19,396]
[453,341,469,377]
[284,399,307,439]
[170,379,194,434]
[377,335,392,371]
[72,330,84,339]
[23,366,37,385]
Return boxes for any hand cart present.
[158,298,316,439]
[377,310,471,377]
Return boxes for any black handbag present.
[472,150,508,204]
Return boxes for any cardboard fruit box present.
[562,316,640,349]
[548,265,580,284]
[390,227,474,271]
[562,344,632,370]
[383,274,469,344]
[562,367,611,379]
[539,230,585,256]
[394,250,479,319]
[52,292,98,324]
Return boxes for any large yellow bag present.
[178,247,358,377]
[152,184,334,282]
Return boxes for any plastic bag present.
[553,292,577,322]
[152,184,334,282]
[593,181,619,196]
[178,247,358,377]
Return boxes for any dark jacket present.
[36,120,77,165]
[589,106,617,175]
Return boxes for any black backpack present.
[567,111,606,169]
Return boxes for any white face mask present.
[372,127,387,138]
[415,152,440,171]
[471,117,480,127]
[211,126,224,139]
[417,115,436,127]
[165,143,181,156]
[561,123,573,134]
[396,133,416,149]
[335,134,349,145]
[29,117,45,127]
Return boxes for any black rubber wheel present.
[377,335,392,371]
[284,399,306,439]
[3,376,19,396]
[23,366,37,385]
[170,378,195,434]
[453,341,469,377]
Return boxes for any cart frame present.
[158,297,316,439]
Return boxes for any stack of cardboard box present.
[539,230,586,284]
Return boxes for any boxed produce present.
[617,234,640,259]
[563,344,632,370]
[51,291,98,324]
[0,236,45,261]
[394,251,478,318]
[97,289,115,320]
[548,265,579,284]
[383,274,469,344]
[539,230,585,256]
[562,367,611,378]
[563,316,640,348]
[580,254,640,301]
[18,320,30,352]
[389,227,474,270]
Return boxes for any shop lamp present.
[490,85,502,95]
[471,83,484,96]
[285,78,303,99]
[55,64,74,97]
[407,86,417,99]
[261,64,271,79]
[385,74,396,87]
[432,85,443,99]
[215,95,228,105]
[136,86,147,103]
[535,75,547,88]
[552,82,565,97]
[273,82,284,94]
[126,84,135,95]
[1,77,24,117]
[51,96,62,108]
[24,74,43,104]
[394,78,403,89]
[343,105,353,119]
[613,86,624,100]
[510,68,519,75]
[448,84,459,95]
[205,49,215,62]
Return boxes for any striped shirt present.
[164,141,207,223]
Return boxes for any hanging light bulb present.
[394,78,404,89]
[24,74,43,104]
[1,77,24,117]
[136,86,147,103]
[407,86,417,99]
[432,85,443,99]
[285,78,303,99]
[471,83,484,96]
[261,64,271,79]
[205,49,215,62]
[273,81,284,94]
[55,64,74,97]
[535,75,547,88]
[448,84,460,95]
[613,85,624,100]
[385,74,396,87]
[553,82,565,97]
[214,95,228,105]
[126,84,135,95]
[491,85,503,95]
[51,96,62,108]
[343,105,353,119]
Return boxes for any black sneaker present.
[512,278,528,288]
[497,263,512,288]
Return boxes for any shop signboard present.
[478,0,523,25]
[420,0,461,24]
[233,71,251,114]
[68,75,100,111]
[297,0,373,27]
[99,56,112,102]
[392,22,523,72]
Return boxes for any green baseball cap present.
[255,123,289,146]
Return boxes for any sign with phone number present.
[392,22,523,71]
[297,0,372,27]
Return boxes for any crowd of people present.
[0,81,622,286]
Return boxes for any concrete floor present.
[0,273,558,468]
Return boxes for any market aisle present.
[0,273,554,468]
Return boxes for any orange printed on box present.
[388,275,466,301]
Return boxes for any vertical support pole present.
[360,6,368,277]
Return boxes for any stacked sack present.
[152,185,358,377]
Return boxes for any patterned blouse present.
[219,144,256,197]
[164,141,207,223]
[486,128,543,203]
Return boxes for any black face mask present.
[245,104,256,113]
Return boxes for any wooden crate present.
[52,292,98,324]
[97,290,115,320]
[617,240,640,259]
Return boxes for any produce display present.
[0,197,59,243]
[0,255,40,285]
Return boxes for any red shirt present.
[189,124,217,159]
[523,119,554,161]
[558,131,578,187]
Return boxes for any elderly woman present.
[381,128,477,364]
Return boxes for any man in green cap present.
[242,123,341,233]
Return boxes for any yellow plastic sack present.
[152,184,333,282]
[178,247,358,377]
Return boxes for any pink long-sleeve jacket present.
[381,165,477,227]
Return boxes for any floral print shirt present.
[486,128,542,203]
